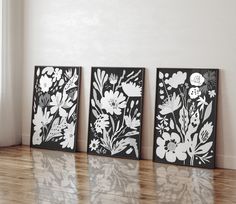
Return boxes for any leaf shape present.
[92,109,99,118]
[199,122,213,143]
[110,116,115,133]
[203,101,212,122]
[42,67,54,75]
[170,118,174,129]
[93,89,101,108]
[68,104,76,120]
[63,72,78,94]
[188,133,198,157]
[185,109,200,142]
[126,148,133,154]
[195,142,213,155]
[93,82,99,91]
[124,131,139,137]
[111,138,138,158]
[46,118,63,142]
[100,129,111,151]
[159,72,164,79]
[179,106,189,135]
[115,120,120,132]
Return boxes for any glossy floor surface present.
[0,146,236,203]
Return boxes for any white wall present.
[22,0,236,169]
[0,0,23,146]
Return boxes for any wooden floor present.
[0,146,236,204]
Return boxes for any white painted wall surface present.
[0,0,23,146]
[22,0,236,169]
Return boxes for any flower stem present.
[190,156,194,166]
[46,109,59,140]
[162,79,184,142]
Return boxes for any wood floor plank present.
[0,145,235,203]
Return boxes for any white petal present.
[170,132,180,143]
[176,151,187,161]
[59,108,68,117]
[166,151,176,163]
[156,146,166,159]
[156,137,165,146]
[162,132,171,141]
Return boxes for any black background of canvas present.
[153,68,219,169]
[30,66,81,152]
[87,67,145,160]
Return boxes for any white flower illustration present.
[53,68,62,82]
[109,74,118,85]
[190,72,205,86]
[208,90,216,98]
[156,124,169,134]
[50,92,73,117]
[60,122,75,149]
[89,139,100,151]
[199,122,213,143]
[42,66,54,75]
[124,115,140,130]
[33,106,53,132]
[101,90,127,115]
[95,114,110,133]
[156,132,187,163]
[188,87,201,99]
[32,131,42,145]
[40,75,53,92]
[165,71,187,88]
[197,96,208,111]
[158,92,181,115]
[121,82,142,97]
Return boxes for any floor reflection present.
[30,148,216,204]
[88,155,140,204]
[155,164,214,204]
[32,149,78,203]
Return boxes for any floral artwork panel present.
[88,67,145,159]
[153,68,218,168]
[30,66,81,152]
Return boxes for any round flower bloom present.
[121,82,142,97]
[188,87,201,99]
[89,139,100,151]
[52,68,62,82]
[60,122,75,149]
[165,71,187,88]
[95,114,110,133]
[101,90,127,115]
[190,72,204,86]
[40,75,53,92]
[156,132,187,163]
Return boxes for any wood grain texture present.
[0,146,235,204]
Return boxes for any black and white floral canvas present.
[153,68,218,168]
[30,66,81,152]
[87,67,145,160]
